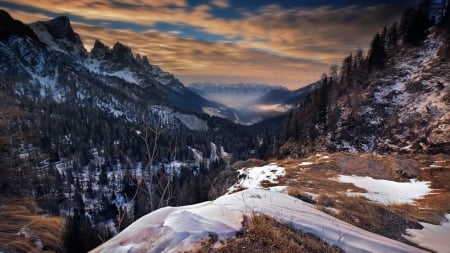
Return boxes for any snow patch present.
[174,113,209,131]
[404,214,450,253]
[228,163,285,192]
[202,107,226,119]
[337,175,431,204]
[30,22,66,53]
[110,70,141,85]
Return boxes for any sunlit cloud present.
[72,23,327,87]
[211,0,230,9]
[250,104,293,113]
[0,0,412,88]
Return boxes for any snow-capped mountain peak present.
[0,10,241,127]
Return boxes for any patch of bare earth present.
[278,152,450,250]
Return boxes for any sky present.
[1,0,419,89]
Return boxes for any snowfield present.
[336,175,431,204]
[91,163,431,253]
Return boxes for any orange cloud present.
[72,23,326,88]
[1,1,408,88]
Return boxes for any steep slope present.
[279,26,450,157]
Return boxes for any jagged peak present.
[0,9,40,41]
[142,55,150,65]
[135,53,151,66]
[93,39,107,49]
[0,9,12,22]
[112,41,134,61]
[112,41,131,53]
[90,39,111,59]
[42,16,76,40]
[38,15,87,57]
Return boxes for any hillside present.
[279,9,450,157]
[90,153,450,253]
[0,10,282,252]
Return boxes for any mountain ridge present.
[0,10,242,125]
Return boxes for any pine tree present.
[340,53,353,85]
[440,0,450,31]
[400,0,433,45]
[387,22,399,50]
[367,33,387,71]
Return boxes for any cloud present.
[250,104,293,113]
[71,22,327,88]
[211,0,230,9]
[1,1,411,88]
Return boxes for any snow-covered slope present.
[0,11,240,127]
[280,28,450,156]
[91,163,427,253]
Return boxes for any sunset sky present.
[1,0,419,89]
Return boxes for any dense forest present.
[0,87,283,251]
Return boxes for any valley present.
[0,0,450,252]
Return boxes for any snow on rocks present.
[227,163,286,192]
[90,188,426,253]
[404,214,450,253]
[337,175,431,204]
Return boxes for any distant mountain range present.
[189,82,318,124]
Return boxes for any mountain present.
[241,81,321,116]
[0,10,240,125]
[189,83,318,124]
[188,83,285,108]
[279,2,450,157]
[0,10,285,252]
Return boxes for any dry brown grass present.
[259,179,275,188]
[278,152,450,247]
[390,157,450,224]
[196,213,343,253]
[332,195,421,241]
[277,155,367,197]
[0,196,65,253]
